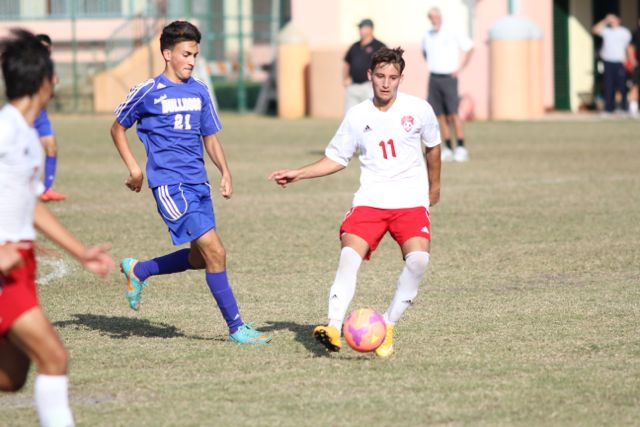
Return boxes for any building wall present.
[569,0,593,111]
[291,0,554,119]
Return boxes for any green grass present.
[1,115,638,426]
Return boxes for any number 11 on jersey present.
[379,139,396,159]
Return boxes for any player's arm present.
[110,120,144,192]
[33,201,114,277]
[202,133,232,199]
[425,145,441,207]
[268,156,345,188]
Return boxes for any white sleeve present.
[421,103,441,147]
[325,114,358,166]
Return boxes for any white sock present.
[630,101,638,114]
[384,251,430,325]
[327,246,362,331]
[34,374,74,427]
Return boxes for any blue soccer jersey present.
[115,73,222,188]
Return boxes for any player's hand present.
[268,169,301,188]
[220,174,233,199]
[79,244,115,278]
[0,243,28,275]
[126,169,144,192]
[429,186,440,207]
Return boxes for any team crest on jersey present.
[401,116,414,132]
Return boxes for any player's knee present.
[200,242,226,269]
[45,143,57,156]
[405,251,430,276]
[39,346,69,375]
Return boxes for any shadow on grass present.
[54,313,213,341]
[262,321,330,358]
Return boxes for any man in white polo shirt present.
[592,14,633,114]
[422,7,473,162]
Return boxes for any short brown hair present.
[160,21,201,51]
[370,47,405,74]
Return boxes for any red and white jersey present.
[325,92,440,209]
[0,104,44,244]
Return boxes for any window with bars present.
[0,0,20,17]
[49,0,121,17]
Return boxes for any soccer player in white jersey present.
[269,47,441,357]
[110,21,271,344]
[0,29,114,426]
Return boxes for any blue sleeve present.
[34,109,54,137]
[115,79,154,129]
[200,87,222,136]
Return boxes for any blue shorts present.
[152,183,216,246]
[34,109,54,137]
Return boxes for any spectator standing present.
[592,14,633,114]
[422,7,473,162]
[343,19,386,113]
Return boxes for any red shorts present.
[0,247,39,336]
[339,206,431,260]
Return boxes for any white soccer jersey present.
[0,104,44,244]
[325,92,441,209]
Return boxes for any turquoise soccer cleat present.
[229,324,272,344]
[120,258,148,311]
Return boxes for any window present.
[50,0,121,17]
[0,0,20,18]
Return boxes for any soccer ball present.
[343,308,387,352]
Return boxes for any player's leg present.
[121,184,199,310]
[7,307,74,426]
[328,233,369,330]
[377,208,432,358]
[193,229,271,344]
[314,233,368,352]
[121,248,194,310]
[39,135,66,202]
[314,207,385,352]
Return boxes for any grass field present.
[1,115,639,426]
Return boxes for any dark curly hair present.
[370,46,405,74]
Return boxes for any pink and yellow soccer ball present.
[343,308,387,352]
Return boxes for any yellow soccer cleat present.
[375,325,395,358]
[313,325,342,352]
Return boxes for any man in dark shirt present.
[343,19,385,113]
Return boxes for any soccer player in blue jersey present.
[35,34,66,202]
[110,21,271,344]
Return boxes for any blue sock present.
[44,155,57,191]
[133,248,191,282]
[205,271,243,333]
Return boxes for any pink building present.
[1,0,638,117]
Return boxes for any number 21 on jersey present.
[379,139,396,159]
[174,113,191,130]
